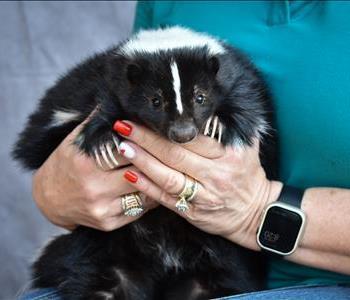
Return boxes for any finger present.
[81,213,134,232]
[252,137,260,153]
[63,224,77,231]
[119,141,187,195]
[181,134,225,158]
[64,108,131,169]
[88,165,142,200]
[122,169,210,221]
[231,137,260,160]
[106,192,158,218]
[113,121,218,176]
[83,194,156,231]
[65,106,100,142]
[122,169,184,213]
[102,195,158,231]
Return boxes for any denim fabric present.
[216,285,350,300]
[18,288,61,300]
[19,285,350,300]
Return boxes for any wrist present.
[226,180,283,251]
[250,180,284,251]
[32,165,75,230]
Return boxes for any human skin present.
[33,119,350,275]
[114,120,350,276]
[32,120,158,231]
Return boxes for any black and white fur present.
[13,27,277,300]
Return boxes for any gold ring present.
[175,175,199,212]
[121,192,144,217]
[178,175,199,202]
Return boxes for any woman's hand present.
[114,120,283,251]
[33,120,157,231]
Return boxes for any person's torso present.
[134,0,350,288]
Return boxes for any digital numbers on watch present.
[257,203,305,256]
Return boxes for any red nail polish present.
[113,121,132,136]
[124,170,138,183]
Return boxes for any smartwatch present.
[256,185,306,256]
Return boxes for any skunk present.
[13,27,277,300]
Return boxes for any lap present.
[18,288,61,300]
[18,285,350,300]
[216,285,350,300]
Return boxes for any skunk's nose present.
[168,122,198,144]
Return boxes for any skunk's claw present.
[93,135,121,171]
[203,115,223,143]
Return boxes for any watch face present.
[258,205,304,254]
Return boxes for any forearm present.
[287,187,350,274]
[299,187,350,255]
[240,185,350,274]
[289,245,350,275]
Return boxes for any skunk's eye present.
[151,97,161,108]
[195,94,205,104]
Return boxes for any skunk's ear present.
[208,56,220,75]
[127,63,144,84]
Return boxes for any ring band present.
[121,192,144,217]
[175,175,199,212]
[178,175,199,202]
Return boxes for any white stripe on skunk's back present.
[119,26,226,57]
[51,110,81,127]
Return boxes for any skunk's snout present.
[168,121,198,144]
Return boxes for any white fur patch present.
[95,291,114,300]
[51,110,81,127]
[113,268,127,284]
[170,60,183,114]
[256,118,270,137]
[156,243,183,272]
[119,26,226,57]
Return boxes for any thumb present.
[65,106,100,143]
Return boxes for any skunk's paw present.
[75,119,122,170]
[203,115,224,143]
[92,134,121,170]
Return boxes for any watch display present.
[257,202,306,256]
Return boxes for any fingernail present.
[113,120,132,136]
[119,142,135,159]
[124,170,138,183]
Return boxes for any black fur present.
[13,28,277,300]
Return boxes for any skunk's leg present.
[74,112,123,170]
[85,266,156,300]
[161,276,211,300]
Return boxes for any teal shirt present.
[133,1,350,289]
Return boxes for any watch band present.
[278,185,304,208]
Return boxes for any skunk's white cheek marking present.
[51,110,81,127]
[170,60,183,114]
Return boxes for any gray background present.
[0,2,135,298]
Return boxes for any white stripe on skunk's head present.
[107,27,269,146]
[119,26,226,57]
[170,60,183,115]
[109,44,222,144]
[112,27,227,144]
